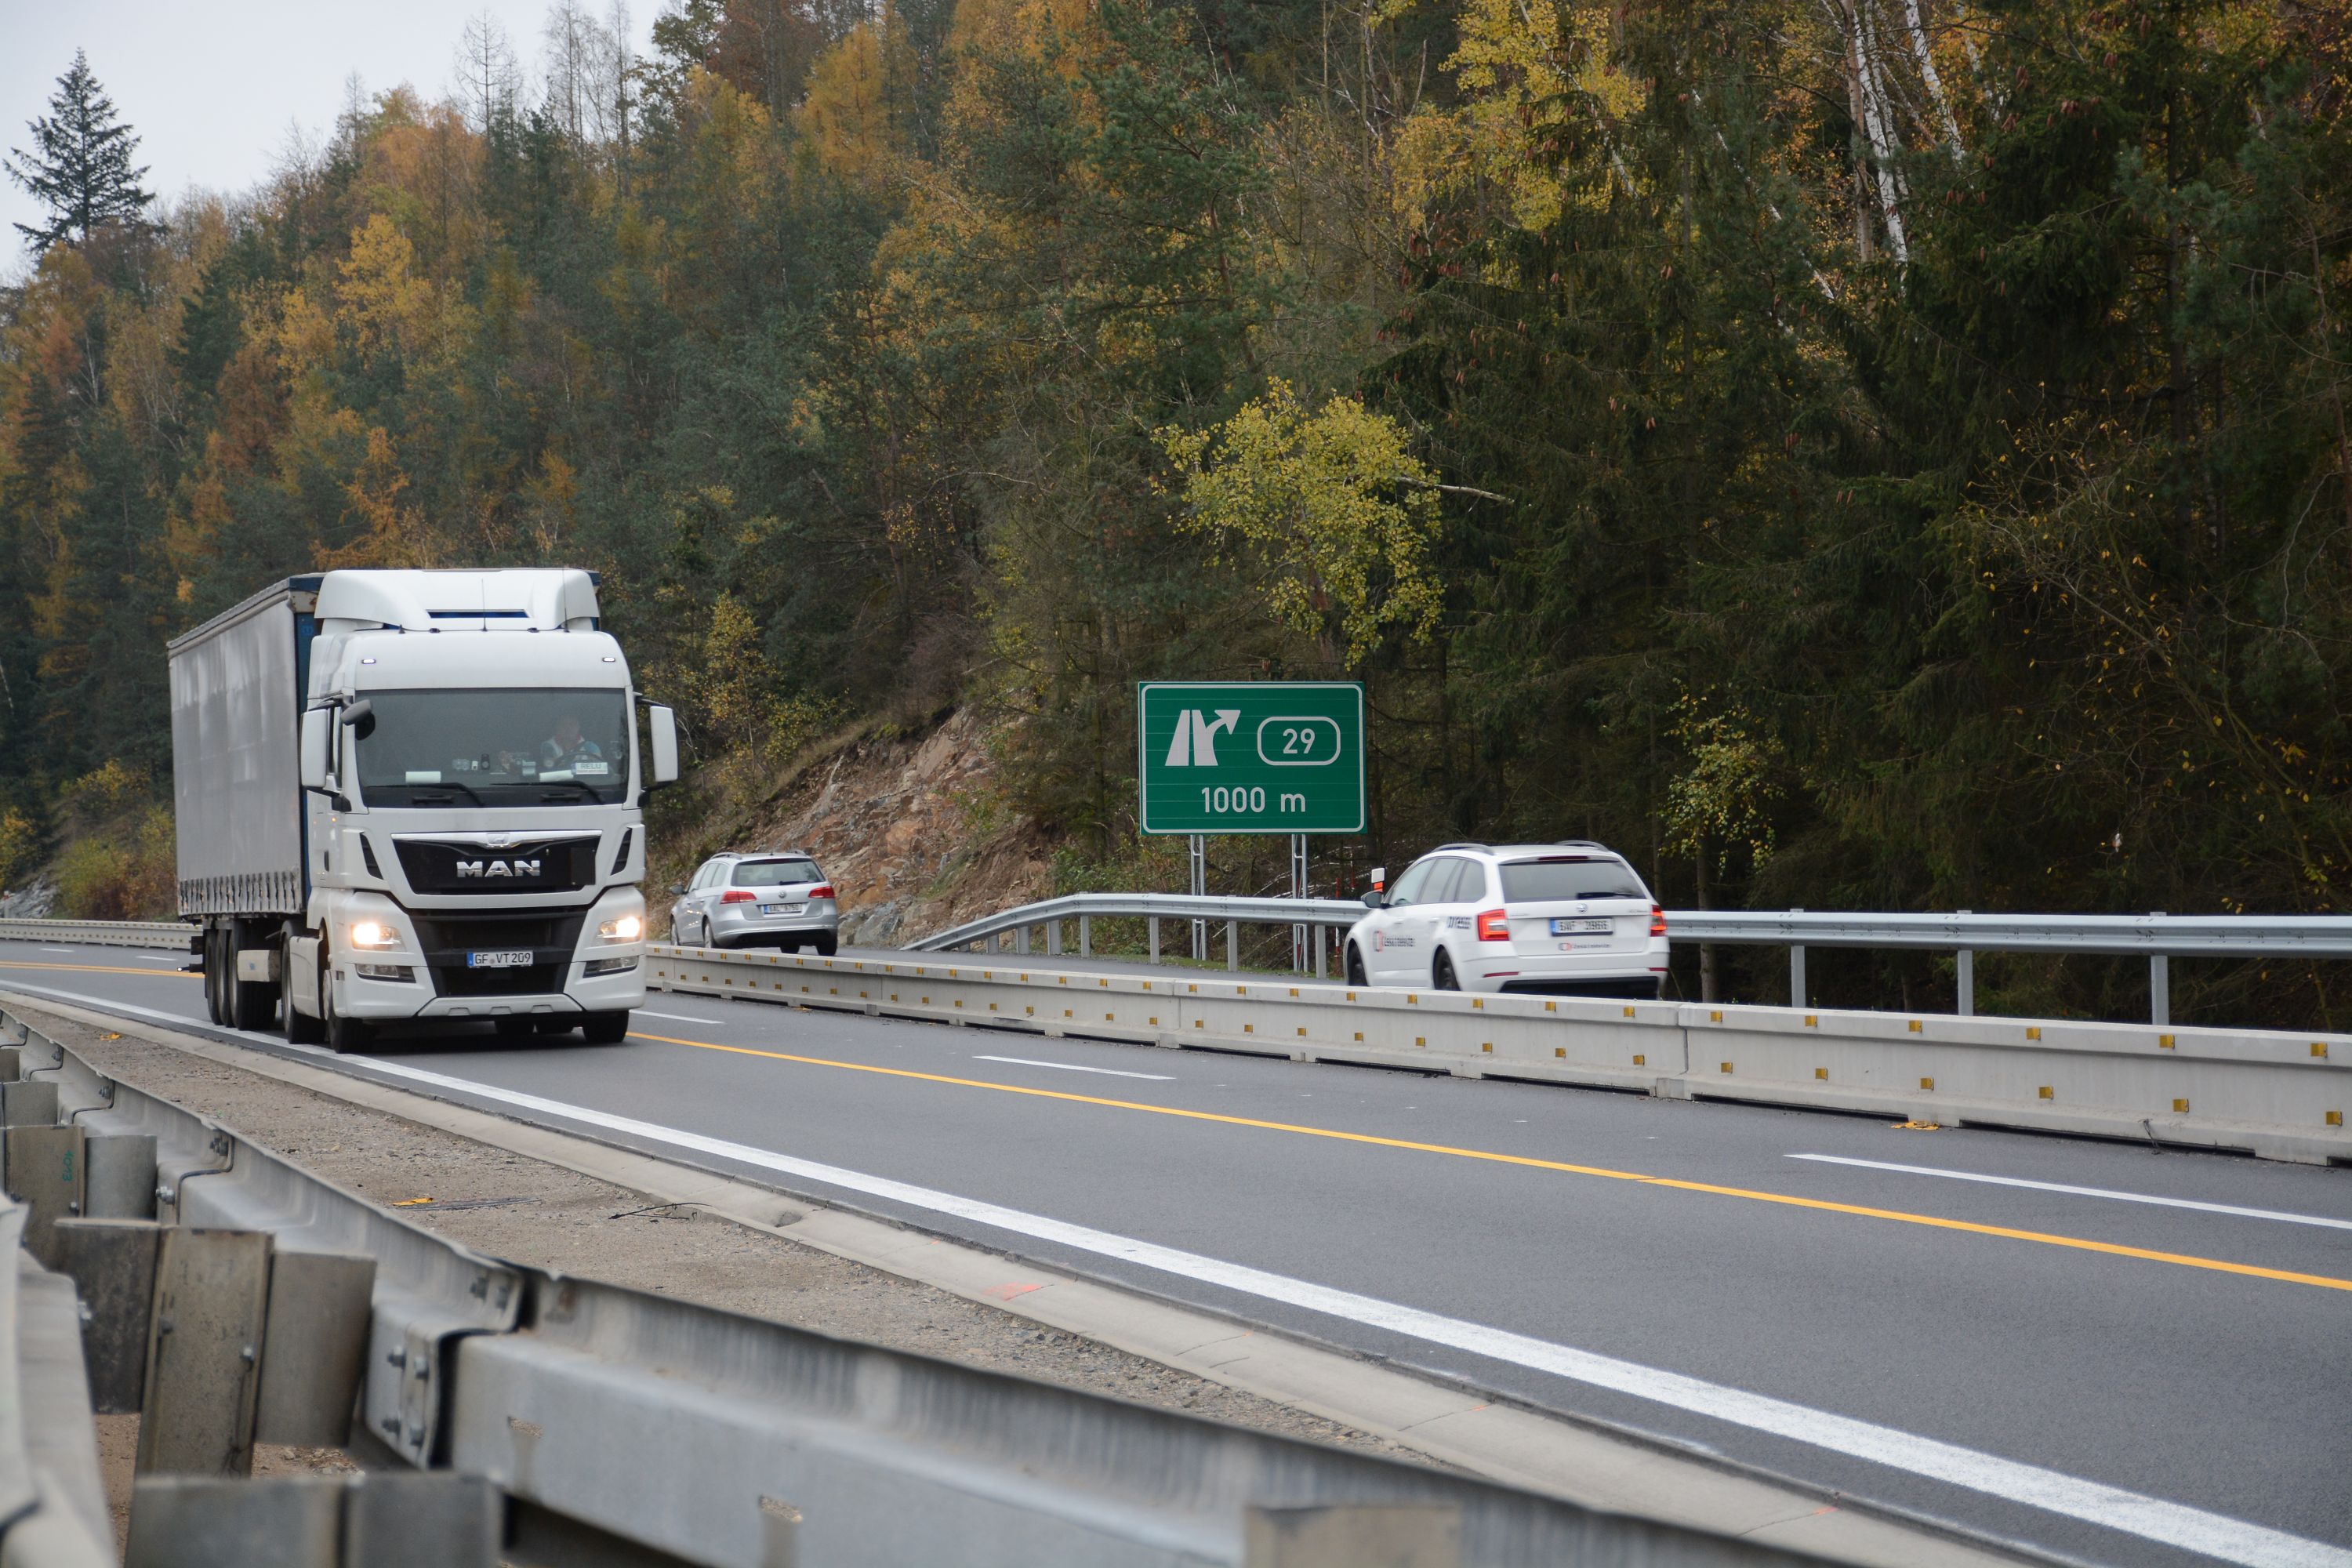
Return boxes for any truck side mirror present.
[647,705,680,788]
[300,708,331,792]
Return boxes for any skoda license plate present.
[1551,918,1612,936]
[467,949,534,969]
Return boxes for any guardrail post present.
[1015,924,1029,955]
[1149,917,1160,964]
[255,1250,376,1446]
[1314,927,1327,980]
[1955,912,1974,1016]
[1045,920,1062,957]
[1788,909,1805,1009]
[2151,955,2170,1027]
[1079,915,1091,958]
[1228,921,1240,973]
[137,1227,272,1477]
[84,1131,158,1219]
[55,1217,165,1411]
[5,1123,85,1265]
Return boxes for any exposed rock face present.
[0,878,59,919]
[711,710,1051,947]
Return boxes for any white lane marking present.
[972,1054,1174,1082]
[636,1010,732,1025]
[13,984,2349,1568]
[135,954,180,963]
[1789,1154,2352,1233]
[41,946,77,953]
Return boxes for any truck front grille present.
[395,837,599,895]
[408,910,587,998]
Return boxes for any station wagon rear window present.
[1500,859,1647,902]
[731,858,822,887]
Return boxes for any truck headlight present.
[597,913,644,942]
[350,920,403,949]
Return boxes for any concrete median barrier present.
[648,946,2351,1163]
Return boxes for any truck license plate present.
[1551,918,1612,935]
[466,949,534,969]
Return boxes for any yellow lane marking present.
[0,959,196,980]
[629,1027,2352,1295]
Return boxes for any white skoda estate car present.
[1343,843,1668,998]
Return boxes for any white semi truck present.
[169,568,678,1051]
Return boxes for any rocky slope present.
[657,708,1054,948]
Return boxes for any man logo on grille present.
[456,858,541,879]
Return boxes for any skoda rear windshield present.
[1499,858,1649,902]
[732,859,822,887]
[350,688,631,808]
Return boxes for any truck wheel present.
[581,1011,630,1045]
[203,929,227,1025]
[322,978,372,1054]
[285,988,324,1046]
[230,975,279,1033]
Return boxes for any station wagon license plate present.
[1551,918,1613,935]
[466,949,534,969]
[760,903,804,916]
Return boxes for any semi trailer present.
[169,568,678,1051]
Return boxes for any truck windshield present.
[350,688,631,808]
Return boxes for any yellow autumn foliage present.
[1390,0,1642,232]
[1158,382,1445,667]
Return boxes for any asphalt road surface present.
[6,936,2349,1568]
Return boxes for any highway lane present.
[7,938,2350,1568]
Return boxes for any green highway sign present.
[1138,681,1365,835]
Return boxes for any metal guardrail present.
[913,891,1370,975]
[0,1004,1841,1567]
[910,896,2352,1025]
[0,918,194,950]
[650,944,2352,1164]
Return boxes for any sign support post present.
[1189,834,1207,961]
[1290,833,1309,973]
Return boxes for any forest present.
[1,0,2348,1025]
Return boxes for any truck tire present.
[322,978,372,1054]
[581,1011,630,1045]
[226,925,270,1032]
[285,992,324,1045]
[203,928,228,1025]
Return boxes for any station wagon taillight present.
[808,884,834,899]
[1650,904,1667,936]
[720,890,757,904]
[1476,909,1511,942]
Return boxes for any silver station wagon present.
[669,850,840,956]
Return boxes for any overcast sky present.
[0,0,659,273]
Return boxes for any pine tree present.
[5,51,156,250]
